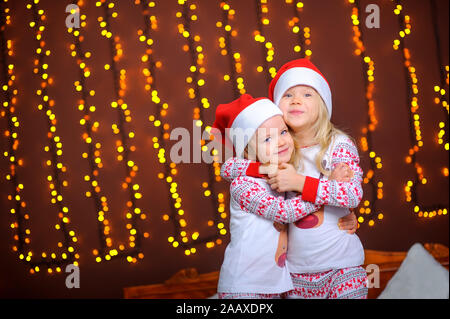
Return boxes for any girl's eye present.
[304,93,312,97]
[284,93,292,98]
[281,129,288,135]
[264,136,272,143]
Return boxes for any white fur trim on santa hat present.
[229,99,283,157]
[273,67,332,118]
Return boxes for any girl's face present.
[247,115,294,164]
[278,85,322,132]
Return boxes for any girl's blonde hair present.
[295,97,351,177]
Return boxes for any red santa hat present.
[268,58,332,118]
[212,94,282,157]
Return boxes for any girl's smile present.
[288,109,305,116]
[277,146,290,156]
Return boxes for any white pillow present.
[378,243,449,299]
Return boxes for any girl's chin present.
[272,154,292,164]
[285,118,308,129]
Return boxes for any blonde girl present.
[221,59,368,299]
[212,94,352,299]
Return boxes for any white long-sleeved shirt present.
[218,176,321,293]
[220,133,365,273]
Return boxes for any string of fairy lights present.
[67,0,146,264]
[175,0,227,252]
[217,1,245,99]
[0,2,23,259]
[391,0,448,218]
[254,0,276,83]
[136,0,202,255]
[430,0,449,155]
[0,0,79,274]
[433,66,449,154]
[0,0,448,275]
[135,0,228,255]
[135,0,192,253]
[66,1,110,261]
[285,0,312,58]
[91,0,145,263]
[135,0,189,252]
[347,0,384,228]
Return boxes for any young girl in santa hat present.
[212,94,352,299]
[220,58,368,299]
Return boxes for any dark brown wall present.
[0,0,448,298]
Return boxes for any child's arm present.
[222,157,352,188]
[230,176,322,224]
[302,137,363,208]
[268,162,353,193]
[220,157,263,182]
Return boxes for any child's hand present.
[267,163,303,192]
[259,163,279,175]
[338,210,358,234]
[273,221,287,232]
[329,163,354,182]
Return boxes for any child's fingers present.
[273,222,284,232]
[268,172,277,178]
[336,163,346,169]
[279,163,293,171]
[338,215,356,227]
[339,214,358,233]
[334,163,351,174]
[340,220,353,228]
[338,221,354,230]
[276,184,285,192]
[346,221,358,234]
[338,214,356,224]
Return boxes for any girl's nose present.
[291,94,302,104]
[278,135,286,147]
